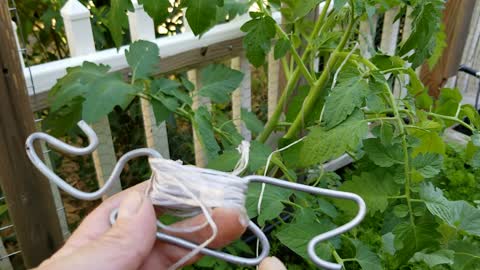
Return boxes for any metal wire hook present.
[244,175,367,270]
[25,121,162,200]
[25,121,270,266]
[25,121,366,269]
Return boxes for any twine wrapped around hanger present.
[26,120,367,270]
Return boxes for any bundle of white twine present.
[147,141,251,270]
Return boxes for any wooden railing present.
[2,0,480,268]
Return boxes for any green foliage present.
[198,64,244,103]
[241,14,277,67]
[108,0,134,48]
[43,1,474,269]
[323,76,368,129]
[182,0,219,35]
[138,0,171,26]
[125,40,160,80]
[399,0,446,68]
[285,110,368,168]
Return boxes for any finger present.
[140,208,248,269]
[40,190,157,270]
[259,257,287,270]
[58,181,150,257]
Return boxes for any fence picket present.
[457,1,480,101]
[128,1,170,158]
[267,51,281,120]
[61,0,122,199]
[380,7,400,56]
[393,7,413,97]
[189,69,210,167]
[358,16,378,59]
[231,54,252,141]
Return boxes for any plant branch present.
[257,0,333,143]
[284,1,357,139]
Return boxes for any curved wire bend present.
[25,120,162,200]
[25,121,366,269]
[244,175,367,270]
[25,121,270,266]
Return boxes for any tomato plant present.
[47,0,480,269]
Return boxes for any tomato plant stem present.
[283,1,357,140]
[257,0,332,143]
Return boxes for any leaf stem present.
[274,24,316,85]
[426,112,475,132]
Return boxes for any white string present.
[147,141,251,270]
[331,42,359,89]
[255,137,305,261]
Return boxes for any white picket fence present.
[3,0,480,268]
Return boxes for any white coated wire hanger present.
[25,120,366,270]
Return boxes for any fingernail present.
[259,257,286,270]
[118,191,143,218]
[238,210,249,227]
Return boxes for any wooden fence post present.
[420,0,476,97]
[231,53,252,140]
[61,0,122,198]
[128,0,170,158]
[0,2,64,267]
[183,10,210,167]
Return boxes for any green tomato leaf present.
[207,149,241,172]
[125,40,159,80]
[151,98,172,124]
[337,168,399,216]
[82,73,139,123]
[348,239,382,270]
[192,107,221,162]
[280,0,322,22]
[241,15,277,67]
[409,127,445,156]
[450,240,480,270]
[248,141,272,172]
[412,153,443,178]
[108,0,134,48]
[409,249,454,267]
[286,110,368,168]
[399,1,445,68]
[276,208,338,260]
[183,0,218,35]
[241,108,264,134]
[198,64,244,103]
[274,38,290,60]
[460,104,480,130]
[49,62,110,112]
[323,77,368,129]
[392,217,441,265]
[419,182,480,237]
[434,88,462,117]
[152,78,192,105]
[363,138,404,167]
[138,0,171,25]
[246,182,292,226]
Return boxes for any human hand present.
[36,181,249,270]
[36,181,286,270]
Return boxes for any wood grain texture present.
[0,2,64,267]
[420,0,476,97]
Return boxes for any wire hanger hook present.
[26,120,366,269]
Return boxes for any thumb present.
[259,256,287,270]
[53,191,157,270]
